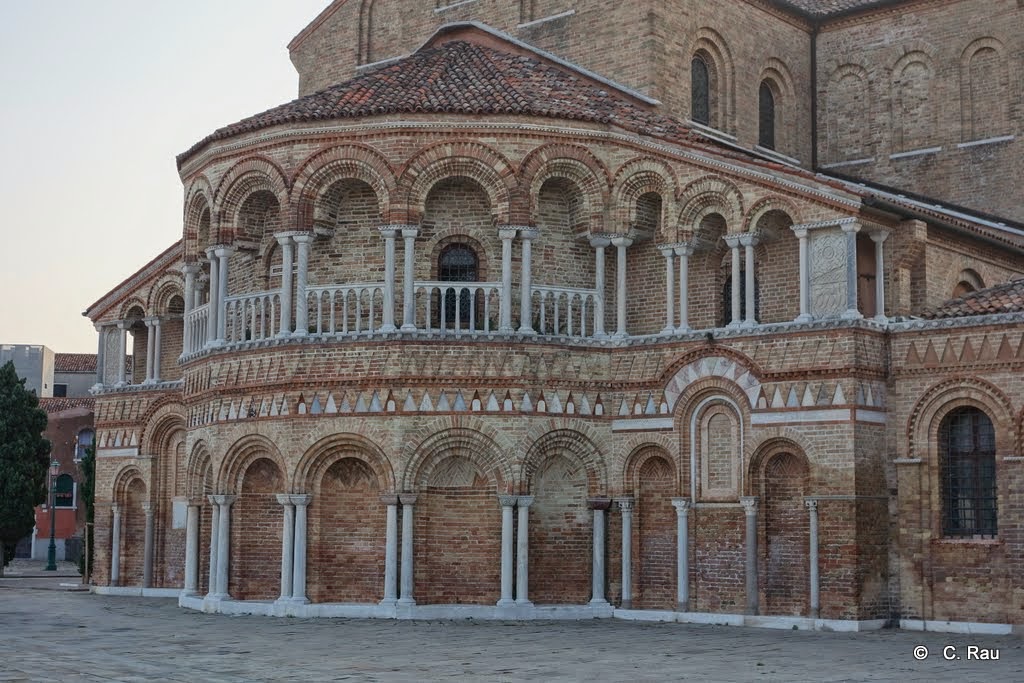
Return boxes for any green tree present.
[0,361,50,576]
[78,443,96,578]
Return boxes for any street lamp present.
[45,459,60,571]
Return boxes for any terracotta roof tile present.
[54,353,97,373]
[926,279,1024,319]
[37,397,95,414]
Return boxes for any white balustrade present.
[307,283,386,335]
[531,286,601,338]
[185,304,210,355]
[413,281,501,334]
[223,291,281,344]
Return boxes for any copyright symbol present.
[913,646,929,660]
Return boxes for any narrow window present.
[940,407,997,537]
[75,429,94,461]
[691,56,710,126]
[55,474,75,508]
[720,271,759,326]
[438,244,479,327]
[758,81,776,150]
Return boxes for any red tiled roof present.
[178,39,721,168]
[37,397,95,414]
[54,353,97,373]
[926,279,1024,319]
[773,1,898,18]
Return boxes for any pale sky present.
[0,0,332,353]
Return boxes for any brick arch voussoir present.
[521,425,607,496]
[747,434,812,496]
[907,376,1015,460]
[292,432,396,494]
[139,402,186,454]
[677,175,744,231]
[525,157,609,233]
[661,347,763,398]
[402,425,513,493]
[185,440,212,501]
[623,440,678,495]
[216,433,288,495]
[112,464,147,504]
[118,296,150,322]
[146,273,185,315]
[398,141,516,221]
[291,144,396,228]
[612,158,679,235]
[743,194,802,234]
[212,156,290,240]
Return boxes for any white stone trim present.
[819,157,875,169]
[434,0,479,12]
[750,409,850,424]
[611,417,674,432]
[956,135,1014,149]
[97,447,140,458]
[518,10,576,28]
[753,145,801,167]
[92,586,181,598]
[853,409,887,424]
[889,146,942,160]
[899,619,1013,635]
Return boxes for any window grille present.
[758,81,776,150]
[940,407,997,537]
[438,244,479,326]
[691,56,710,126]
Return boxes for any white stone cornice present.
[791,216,859,232]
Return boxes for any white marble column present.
[292,234,313,336]
[379,228,398,332]
[806,499,820,618]
[497,228,516,333]
[870,230,889,322]
[215,246,234,343]
[498,495,516,606]
[144,319,155,383]
[290,494,311,603]
[276,233,294,336]
[676,243,693,332]
[93,325,107,390]
[398,494,417,605]
[206,247,220,344]
[791,226,812,322]
[181,263,197,354]
[589,498,610,606]
[182,502,200,596]
[206,497,219,598]
[116,322,128,386]
[611,236,633,338]
[590,236,609,339]
[740,496,759,615]
[740,232,759,326]
[151,318,162,382]
[518,228,538,334]
[212,494,235,599]
[617,497,635,609]
[142,502,155,588]
[401,227,419,331]
[515,495,533,606]
[659,246,675,334]
[276,495,295,603]
[840,221,862,319]
[110,503,122,586]
[723,234,743,326]
[380,495,399,605]
[671,498,690,611]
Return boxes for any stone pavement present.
[0,588,1020,683]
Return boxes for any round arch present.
[216,434,288,494]
[402,427,513,493]
[292,432,395,493]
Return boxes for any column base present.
[794,313,813,323]
[676,601,689,612]
[207,593,231,602]
[498,326,515,334]
[612,332,627,340]
[592,332,607,340]
[400,324,417,332]
[274,596,293,605]
[840,309,863,320]
[619,599,632,609]
[496,598,516,607]
[660,326,675,335]
[514,599,534,607]
[380,324,397,333]
[209,339,225,348]
[290,596,310,605]
[180,589,199,598]
[873,314,888,324]
[674,326,690,334]
[290,331,308,338]
[589,598,610,607]
[517,326,536,334]
[378,597,397,607]
[397,598,416,606]
[809,608,820,619]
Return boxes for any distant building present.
[0,344,55,397]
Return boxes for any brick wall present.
[529,455,590,604]
[230,458,283,600]
[634,456,675,609]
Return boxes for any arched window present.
[758,81,776,150]
[438,243,479,327]
[691,56,711,126]
[940,407,997,537]
[55,474,75,508]
[720,271,759,326]
[75,429,94,461]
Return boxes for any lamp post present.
[45,459,59,571]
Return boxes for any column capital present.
[209,494,237,507]
[110,502,121,514]
[839,220,862,234]
[401,226,420,239]
[379,494,400,506]
[588,234,611,248]
[204,246,218,259]
[289,494,312,507]
[739,496,758,516]
[671,497,691,513]
[213,245,235,258]
[498,494,518,507]
[674,242,696,257]
[273,231,296,245]
[610,235,633,248]
[141,502,155,515]
[587,497,613,511]
[516,495,534,508]
[804,498,818,511]
[377,226,399,239]
[181,262,202,275]
[497,226,519,241]
[398,493,418,506]
[116,320,130,330]
[738,231,760,248]
[657,244,677,257]
[275,493,295,506]
[722,233,743,249]
[615,496,635,513]
[94,322,108,332]
[291,232,314,245]
[519,227,540,241]
[790,225,809,239]
[185,497,205,507]
[869,229,890,243]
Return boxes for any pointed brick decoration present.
[311,394,323,415]
[905,343,922,366]
[503,390,514,412]
[521,391,533,412]
[297,394,308,415]
[325,393,338,413]
[419,391,434,412]
[339,393,352,413]
[786,386,799,408]
[537,392,547,412]
[403,391,417,412]
[281,397,290,415]
[960,339,977,363]
[354,393,368,412]
[594,394,604,416]
[471,391,483,411]
[385,391,397,412]
[997,335,1015,360]
[436,392,451,411]
[940,340,958,366]
[453,390,467,411]
[922,341,940,366]
[369,390,383,412]
[549,391,563,413]
[644,392,657,415]
[228,401,239,420]
[486,391,499,412]
[579,394,592,415]
[977,336,996,361]
[802,384,816,407]
[832,383,846,405]
[565,392,576,415]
